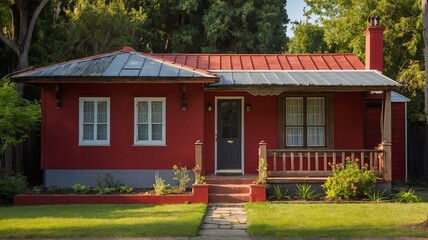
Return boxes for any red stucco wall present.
[41,83,205,170]
[334,92,364,149]
[203,92,278,174]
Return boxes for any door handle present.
[227,140,234,144]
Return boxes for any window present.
[79,97,110,145]
[285,96,326,147]
[134,98,166,145]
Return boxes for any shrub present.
[322,158,376,200]
[193,165,205,184]
[0,172,28,202]
[117,185,133,193]
[31,186,42,195]
[394,188,421,203]
[72,184,91,194]
[268,185,290,200]
[173,164,191,192]
[153,171,170,195]
[295,184,319,200]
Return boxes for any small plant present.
[295,184,319,200]
[173,164,191,192]
[322,158,376,200]
[365,189,388,202]
[269,185,290,200]
[394,188,421,203]
[153,171,170,195]
[118,185,134,193]
[47,185,58,193]
[193,165,205,184]
[256,158,267,184]
[31,186,42,194]
[0,172,29,202]
[72,184,90,194]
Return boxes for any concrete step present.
[205,176,256,185]
[209,184,250,194]
[209,193,251,203]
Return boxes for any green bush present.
[72,184,91,194]
[173,164,191,192]
[322,159,376,200]
[153,171,170,195]
[394,188,421,203]
[0,172,28,202]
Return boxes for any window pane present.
[286,98,303,125]
[83,124,94,140]
[97,124,107,140]
[137,101,148,123]
[138,124,149,140]
[151,101,163,123]
[83,101,94,123]
[97,101,107,123]
[308,126,325,146]
[152,124,163,140]
[307,98,325,125]
[286,127,303,146]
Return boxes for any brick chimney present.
[365,16,386,72]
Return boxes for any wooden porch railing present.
[259,142,384,177]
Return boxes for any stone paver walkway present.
[196,203,248,239]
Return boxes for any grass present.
[0,204,206,238]
[246,202,428,238]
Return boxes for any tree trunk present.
[422,0,428,181]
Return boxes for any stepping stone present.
[200,223,219,229]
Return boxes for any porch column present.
[382,91,392,182]
[259,141,267,161]
[195,140,203,173]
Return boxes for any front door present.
[216,99,242,172]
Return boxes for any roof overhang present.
[12,76,217,84]
[206,70,401,92]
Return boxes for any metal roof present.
[150,53,365,70]
[12,47,218,83]
[207,70,401,91]
[392,92,410,102]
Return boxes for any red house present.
[12,20,406,192]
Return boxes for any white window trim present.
[79,97,110,146]
[134,97,166,146]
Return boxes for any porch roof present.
[11,47,219,84]
[207,70,401,91]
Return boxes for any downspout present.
[405,102,408,182]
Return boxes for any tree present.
[0,0,49,70]
[287,22,329,54]
[422,0,428,124]
[305,0,425,121]
[202,0,288,53]
[0,79,40,170]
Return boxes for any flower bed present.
[14,184,209,205]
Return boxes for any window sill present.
[78,144,111,147]
[132,144,167,147]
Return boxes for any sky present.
[285,1,309,37]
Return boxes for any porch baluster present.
[286,152,290,172]
[307,152,311,171]
[315,152,319,171]
[299,152,303,171]
[323,152,327,171]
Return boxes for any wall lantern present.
[246,103,252,112]
[207,104,213,112]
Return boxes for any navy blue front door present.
[217,99,242,171]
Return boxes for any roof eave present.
[204,85,401,92]
[12,76,219,84]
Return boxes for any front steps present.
[205,176,256,203]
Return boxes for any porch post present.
[195,140,203,173]
[382,91,392,182]
[259,141,267,162]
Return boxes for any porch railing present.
[259,142,384,177]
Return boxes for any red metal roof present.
[150,53,365,71]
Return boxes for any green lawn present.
[0,204,206,238]
[246,202,428,238]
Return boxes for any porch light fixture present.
[207,104,213,112]
[246,103,252,112]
